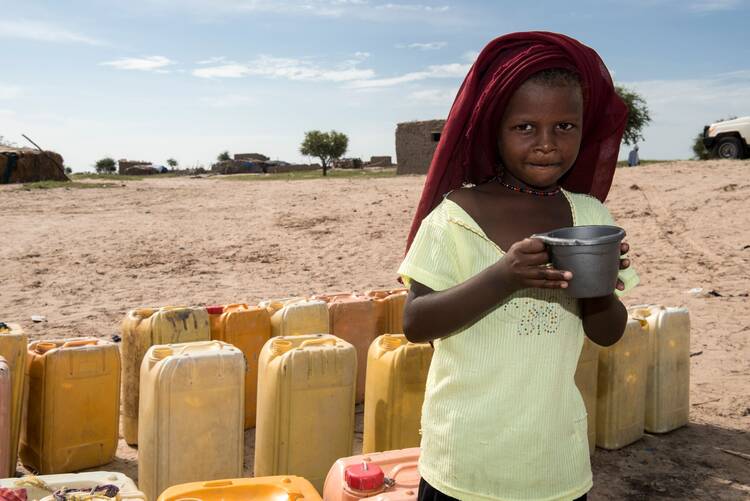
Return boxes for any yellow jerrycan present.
[261,298,330,337]
[596,318,649,450]
[138,341,245,501]
[365,289,408,335]
[313,293,381,403]
[363,334,433,454]
[20,338,120,474]
[574,337,599,455]
[208,303,272,429]
[157,476,322,501]
[0,322,27,477]
[0,356,10,478]
[630,305,691,433]
[120,306,211,445]
[255,334,356,493]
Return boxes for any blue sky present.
[1,0,749,171]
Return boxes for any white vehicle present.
[703,116,750,159]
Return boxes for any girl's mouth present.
[528,163,561,168]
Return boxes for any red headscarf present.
[404,31,627,254]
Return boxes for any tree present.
[615,85,652,146]
[64,166,73,175]
[300,130,348,176]
[217,151,230,161]
[95,157,116,174]
[692,133,711,160]
[167,158,178,169]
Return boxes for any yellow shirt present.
[398,190,639,501]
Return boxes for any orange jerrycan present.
[0,356,10,476]
[313,293,382,403]
[630,305,691,433]
[157,476,322,501]
[0,471,144,500]
[363,335,432,454]
[364,289,408,335]
[574,337,599,455]
[120,306,210,444]
[0,322,27,477]
[596,318,649,450]
[255,334,356,492]
[138,341,245,501]
[323,448,421,501]
[208,304,271,429]
[20,338,120,474]
[261,298,330,337]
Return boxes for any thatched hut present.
[0,147,68,184]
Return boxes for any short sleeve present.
[596,203,640,297]
[398,206,459,292]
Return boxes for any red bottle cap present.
[345,462,384,492]
[206,305,224,315]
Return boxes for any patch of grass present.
[616,159,676,168]
[17,181,123,191]
[223,167,398,181]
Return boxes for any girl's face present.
[497,79,583,189]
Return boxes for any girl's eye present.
[514,124,533,132]
[558,123,576,131]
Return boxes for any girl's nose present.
[534,130,557,153]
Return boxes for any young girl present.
[399,32,639,501]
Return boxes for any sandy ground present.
[1,160,748,500]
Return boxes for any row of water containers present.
[0,292,691,500]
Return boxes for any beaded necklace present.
[494,175,561,197]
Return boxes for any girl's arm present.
[403,238,571,343]
[580,242,633,346]
[580,294,627,346]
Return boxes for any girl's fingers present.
[526,267,572,282]
[619,258,630,270]
[620,242,630,255]
[616,279,624,291]
[527,279,569,289]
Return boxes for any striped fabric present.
[398,190,638,501]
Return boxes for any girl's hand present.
[616,241,631,291]
[495,238,573,291]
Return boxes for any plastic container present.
[573,337,599,455]
[596,318,649,450]
[255,334,356,492]
[120,306,211,444]
[363,335,432,454]
[138,341,245,501]
[0,322,27,477]
[0,356,10,476]
[20,339,120,474]
[365,289,408,336]
[532,225,626,298]
[208,303,272,428]
[157,476,322,501]
[323,448,421,501]
[261,298,330,337]
[0,471,144,500]
[313,294,382,403]
[630,305,691,433]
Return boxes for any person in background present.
[628,145,640,167]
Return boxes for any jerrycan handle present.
[203,480,235,488]
[224,303,249,310]
[299,337,337,349]
[386,461,420,488]
[62,338,98,348]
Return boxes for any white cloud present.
[101,56,175,72]
[347,62,469,89]
[0,84,22,100]
[0,19,103,45]
[396,42,446,50]
[193,55,375,82]
[375,3,449,12]
[196,56,229,65]
[462,50,479,62]
[689,0,743,11]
